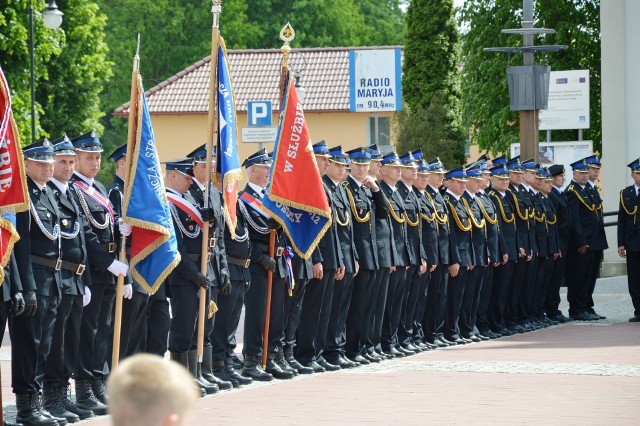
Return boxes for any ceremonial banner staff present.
[197,0,222,362]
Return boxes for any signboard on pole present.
[241,127,278,143]
[247,101,272,126]
[349,49,402,113]
[539,70,590,130]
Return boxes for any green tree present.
[38,0,112,141]
[399,0,465,162]
[394,93,467,169]
[0,0,64,145]
[356,0,407,47]
[459,0,601,154]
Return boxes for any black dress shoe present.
[230,354,244,370]
[285,355,314,375]
[484,330,500,339]
[350,354,370,365]
[266,358,295,380]
[451,338,465,345]
[334,355,358,368]
[477,334,491,341]
[434,338,449,347]
[591,311,607,320]
[376,349,394,359]
[317,359,341,371]
[629,316,640,323]
[362,352,380,363]
[304,360,326,373]
[241,357,274,382]
[397,346,415,355]
[403,343,420,352]
[384,347,405,358]
[570,312,594,321]
[415,341,432,351]
[465,335,482,343]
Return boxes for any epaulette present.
[567,184,574,191]
[341,181,350,189]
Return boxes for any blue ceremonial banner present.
[123,74,181,294]
[216,36,243,237]
[262,70,332,259]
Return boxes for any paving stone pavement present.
[2,277,639,425]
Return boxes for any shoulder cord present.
[620,190,638,224]
[238,199,270,235]
[74,185,112,230]
[491,192,515,224]
[345,186,371,223]
[427,192,448,224]
[387,199,405,223]
[477,196,498,225]
[30,202,61,246]
[446,200,472,232]
[61,222,80,239]
[462,198,486,229]
[567,186,596,212]
[507,189,529,220]
[170,204,201,238]
[334,199,351,227]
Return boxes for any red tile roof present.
[114,46,403,115]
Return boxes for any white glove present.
[123,284,133,299]
[83,286,92,307]
[107,259,129,277]
[118,219,133,237]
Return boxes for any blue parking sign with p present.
[248,101,272,126]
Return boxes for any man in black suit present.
[423,158,452,346]
[163,158,217,396]
[184,145,233,390]
[584,155,608,319]
[69,131,130,409]
[545,164,572,323]
[617,158,640,322]
[487,163,518,336]
[565,157,605,320]
[344,147,388,364]
[238,149,288,381]
[442,167,474,344]
[11,139,66,425]
[323,146,359,368]
[397,151,428,352]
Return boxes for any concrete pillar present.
[600,0,640,276]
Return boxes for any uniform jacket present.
[476,190,501,264]
[2,253,23,303]
[462,191,487,267]
[323,175,358,274]
[315,181,344,270]
[426,185,451,265]
[397,181,426,266]
[488,189,519,261]
[223,200,252,282]
[415,187,439,266]
[380,180,408,267]
[443,191,473,267]
[565,180,608,251]
[507,184,533,254]
[14,178,62,296]
[343,176,388,270]
[617,185,640,252]
[548,186,571,244]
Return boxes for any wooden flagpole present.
[261,22,295,369]
[197,0,222,363]
[111,34,140,369]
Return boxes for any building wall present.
[150,109,395,167]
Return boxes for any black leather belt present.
[255,243,284,257]
[101,242,116,253]
[189,253,212,262]
[227,256,250,268]
[32,255,86,275]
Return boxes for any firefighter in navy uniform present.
[11,139,65,426]
[343,147,389,364]
[565,157,606,321]
[618,158,640,322]
[584,155,608,319]
[323,146,359,369]
[106,144,149,361]
[442,166,474,344]
[184,145,233,391]
[69,131,130,412]
[163,158,217,396]
[238,149,288,381]
[423,158,453,347]
[43,136,104,423]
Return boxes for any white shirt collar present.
[248,182,265,197]
[166,187,183,197]
[465,189,475,199]
[446,189,460,201]
[50,178,68,194]
[350,175,363,188]
[588,180,596,188]
[192,177,205,191]
[399,181,412,191]
[74,171,94,187]
[635,184,640,195]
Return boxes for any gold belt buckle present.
[54,259,62,271]
[275,247,284,257]
[76,264,86,275]
[209,237,217,248]
[108,243,116,253]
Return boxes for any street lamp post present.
[28,0,63,143]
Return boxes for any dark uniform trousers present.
[489,261,515,332]
[618,185,640,317]
[296,271,336,364]
[460,266,484,338]
[12,180,62,393]
[367,268,389,354]
[545,186,571,316]
[382,268,406,349]
[283,278,309,351]
[444,268,468,341]
[413,268,431,342]
[140,286,170,356]
[325,272,355,360]
[213,280,248,361]
[0,255,21,346]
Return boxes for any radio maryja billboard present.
[539,70,590,131]
[349,49,402,113]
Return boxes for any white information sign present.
[539,70,590,130]
[241,127,278,143]
[349,49,402,112]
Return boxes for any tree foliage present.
[459,0,601,154]
[398,0,465,165]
